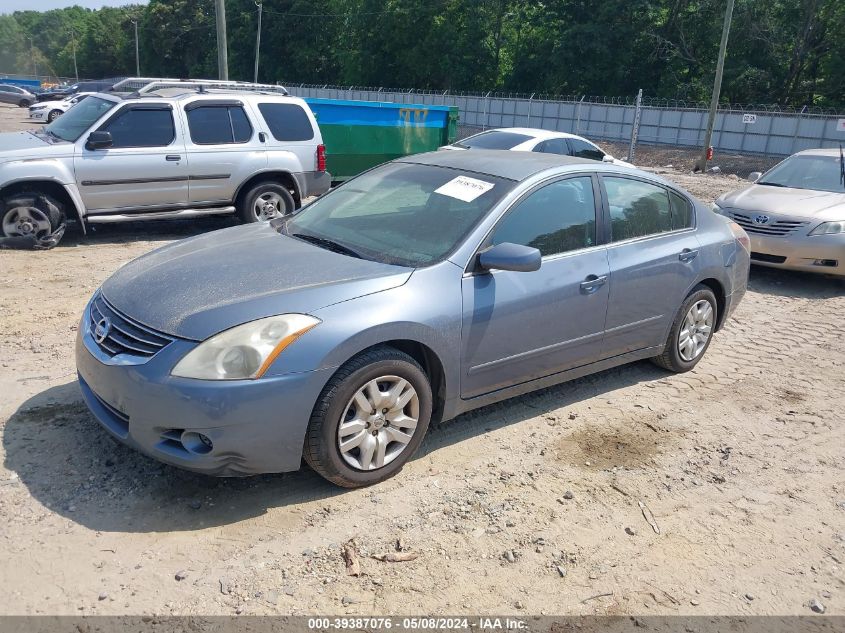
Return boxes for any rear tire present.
[237,181,294,223]
[303,346,433,488]
[0,191,66,248]
[651,285,717,373]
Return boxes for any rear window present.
[456,131,533,150]
[257,103,314,141]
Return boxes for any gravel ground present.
[1,103,844,617]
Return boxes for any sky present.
[0,0,148,13]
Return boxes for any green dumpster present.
[304,98,459,182]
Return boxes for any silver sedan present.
[714,148,845,276]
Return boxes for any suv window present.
[535,138,569,155]
[187,105,253,144]
[568,138,605,161]
[669,190,694,230]
[604,177,672,241]
[100,107,175,148]
[492,176,597,257]
[257,103,314,141]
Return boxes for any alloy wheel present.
[253,191,284,221]
[678,299,713,362]
[2,206,51,238]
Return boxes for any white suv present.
[0,87,330,248]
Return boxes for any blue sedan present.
[76,150,750,487]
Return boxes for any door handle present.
[579,274,608,294]
[679,248,699,262]
[165,155,182,161]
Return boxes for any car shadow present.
[60,216,242,248]
[748,265,845,299]
[3,360,665,533]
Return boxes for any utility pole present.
[214,0,229,80]
[29,37,36,78]
[69,27,79,81]
[698,0,735,172]
[131,19,140,76]
[253,1,262,83]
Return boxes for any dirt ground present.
[1,102,844,618]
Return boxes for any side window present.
[492,176,596,257]
[669,190,694,230]
[604,177,672,241]
[186,105,253,144]
[568,138,605,161]
[101,108,175,148]
[535,138,569,155]
[257,103,315,141]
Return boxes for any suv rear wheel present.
[0,191,66,248]
[237,181,294,223]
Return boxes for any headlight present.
[171,314,320,380]
[809,221,845,236]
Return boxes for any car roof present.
[398,149,600,181]
[488,127,581,141]
[793,148,845,158]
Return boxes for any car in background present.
[35,81,115,102]
[0,84,36,107]
[28,92,95,123]
[713,148,845,276]
[442,127,633,167]
[75,149,749,487]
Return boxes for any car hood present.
[717,184,845,220]
[0,131,72,162]
[101,223,413,341]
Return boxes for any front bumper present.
[748,231,844,276]
[75,299,335,476]
[28,110,47,121]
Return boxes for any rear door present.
[183,100,265,204]
[599,175,700,358]
[255,101,318,174]
[460,174,610,398]
[75,104,189,212]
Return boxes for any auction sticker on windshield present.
[435,176,495,202]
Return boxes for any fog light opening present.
[181,431,213,455]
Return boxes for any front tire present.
[47,109,62,122]
[19,99,32,108]
[652,285,717,373]
[303,346,433,488]
[237,181,295,223]
[0,191,66,248]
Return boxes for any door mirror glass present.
[478,242,541,273]
[748,171,762,183]
[86,130,113,150]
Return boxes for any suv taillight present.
[316,144,326,172]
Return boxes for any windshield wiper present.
[290,232,363,259]
[756,181,787,187]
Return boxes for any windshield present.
[43,96,115,142]
[284,163,514,267]
[454,130,533,150]
[758,154,845,193]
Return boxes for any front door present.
[75,104,189,212]
[461,175,610,399]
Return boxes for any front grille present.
[750,252,787,264]
[726,210,809,237]
[90,293,173,358]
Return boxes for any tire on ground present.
[0,191,66,248]
[303,345,434,488]
[652,284,718,373]
[236,181,295,224]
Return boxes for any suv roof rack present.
[110,77,289,96]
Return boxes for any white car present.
[442,127,634,167]
[28,92,96,123]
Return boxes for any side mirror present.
[748,171,762,183]
[602,155,615,163]
[86,131,113,150]
[478,242,541,273]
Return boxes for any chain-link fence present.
[289,83,845,157]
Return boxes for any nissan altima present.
[76,150,750,487]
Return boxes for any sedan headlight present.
[809,221,845,236]
[172,314,320,380]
